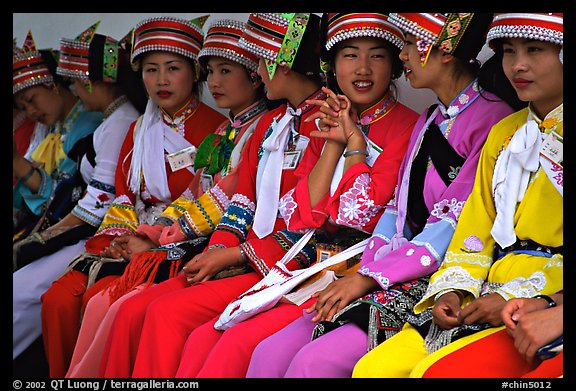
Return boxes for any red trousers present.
[175,298,314,378]
[422,328,563,378]
[40,270,118,378]
[100,272,261,378]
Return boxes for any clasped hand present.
[305,86,361,143]
[101,235,155,260]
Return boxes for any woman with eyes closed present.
[39,15,225,378]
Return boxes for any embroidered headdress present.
[130,15,209,69]
[239,13,318,79]
[486,13,563,63]
[487,13,563,45]
[13,30,55,95]
[198,18,259,72]
[321,13,404,74]
[325,13,404,52]
[56,21,126,87]
[389,13,493,67]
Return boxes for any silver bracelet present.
[343,149,368,158]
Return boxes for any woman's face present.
[257,57,278,101]
[502,37,563,116]
[398,33,442,90]
[333,37,394,112]
[206,56,260,116]
[14,84,63,127]
[141,51,196,116]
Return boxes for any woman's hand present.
[306,272,378,322]
[305,86,361,144]
[457,292,507,327]
[431,291,463,329]
[508,305,563,363]
[102,235,155,260]
[182,246,242,285]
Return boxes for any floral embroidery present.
[278,188,297,227]
[446,105,459,117]
[458,93,469,105]
[95,193,110,209]
[541,117,558,129]
[358,266,391,288]
[431,197,465,219]
[424,265,484,299]
[406,248,415,256]
[461,235,484,253]
[342,198,361,220]
[551,164,563,186]
[336,173,382,229]
[490,271,548,300]
[420,255,432,266]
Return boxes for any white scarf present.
[127,98,194,202]
[253,107,301,238]
[491,117,542,248]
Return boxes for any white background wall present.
[13,12,439,115]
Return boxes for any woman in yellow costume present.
[353,12,563,378]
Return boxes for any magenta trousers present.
[246,310,369,378]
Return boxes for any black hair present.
[289,13,324,85]
[451,13,494,65]
[88,34,148,114]
[39,49,68,87]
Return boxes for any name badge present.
[167,146,196,172]
[200,173,215,192]
[283,150,302,170]
[540,131,563,167]
[366,139,382,167]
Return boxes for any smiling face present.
[333,37,395,112]
[501,37,563,117]
[141,51,196,116]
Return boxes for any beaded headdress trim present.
[13,30,54,95]
[198,19,259,72]
[325,13,405,52]
[57,21,101,80]
[131,16,207,66]
[486,13,563,46]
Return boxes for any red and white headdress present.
[389,13,480,67]
[131,15,208,66]
[486,13,563,46]
[239,13,312,79]
[13,30,55,95]
[56,21,101,80]
[325,13,405,52]
[198,19,259,73]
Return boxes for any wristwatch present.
[534,294,557,308]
